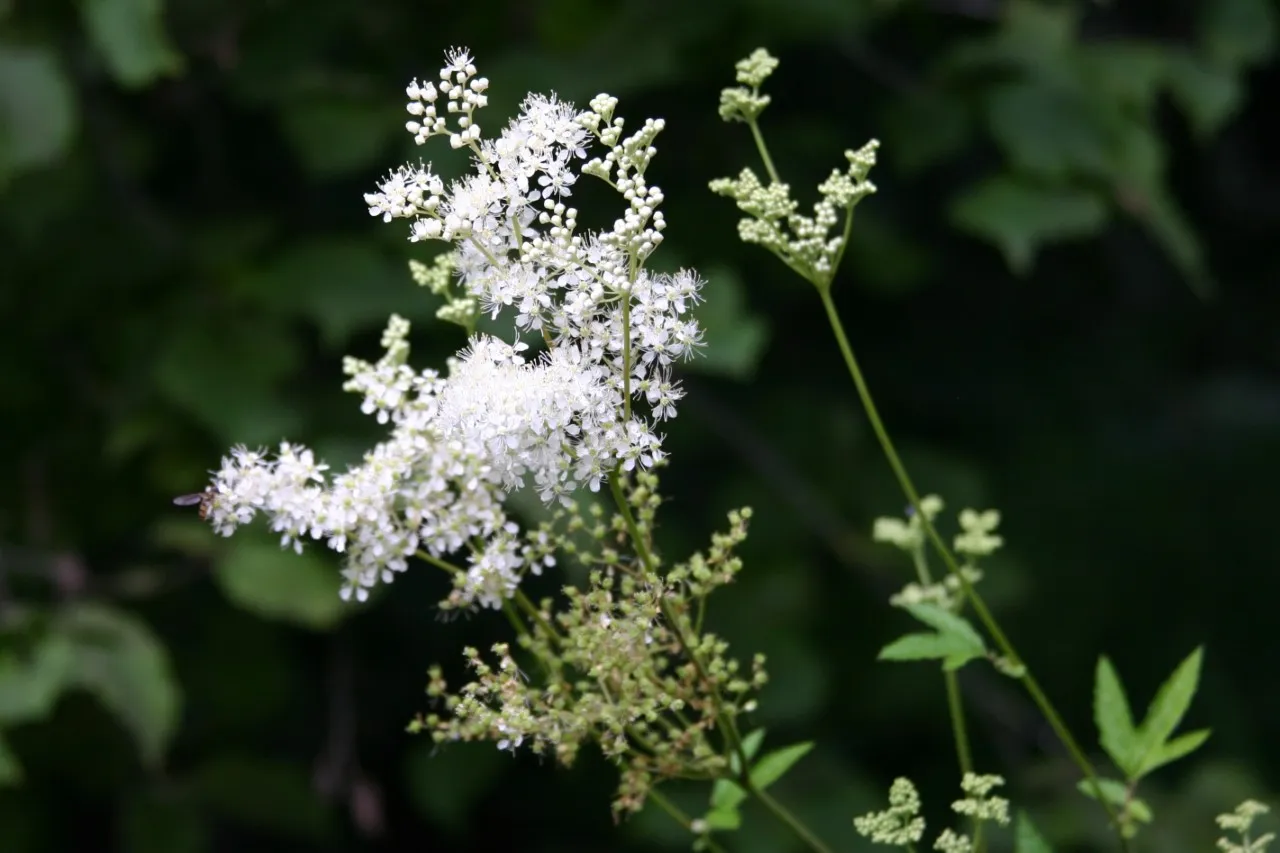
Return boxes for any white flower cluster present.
[205,49,704,606]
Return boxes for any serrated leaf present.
[215,540,345,631]
[879,632,963,661]
[901,603,985,648]
[0,634,75,725]
[710,778,747,812]
[878,632,986,671]
[950,176,1108,274]
[55,604,180,767]
[1014,811,1055,853]
[749,741,813,791]
[1135,647,1203,757]
[1139,728,1211,777]
[1094,656,1140,775]
[78,0,183,88]
[0,732,22,786]
[0,44,77,182]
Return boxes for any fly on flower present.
[173,489,214,521]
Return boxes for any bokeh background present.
[2,0,1278,850]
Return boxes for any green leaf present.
[900,603,984,648]
[1078,42,1169,110]
[1129,184,1214,299]
[703,803,742,830]
[1076,776,1128,808]
[404,741,505,832]
[0,634,75,725]
[1200,0,1278,67]
[950,176,1108,275]
[1103,118,1165,186]
[1075,777,1152,827]
[1128,797,1153,824]
[690,265,770,381]
[215,539,345,631]
[1014,810,1055,853]
[1163,54,1244,139]
[78,0,183,88]
[1139,728,1211,776]
[878,632,977,663]
[727,728,767,776]
[0,44,77,182]
[984,82,1111,181]
[279,98,402,177]
[1094,656,1140,775]
[740,728,767,761]
[234,240,425,350]
[749,741,813,790]
[153,318,305,444]
[190,754,329,839]
[1133,647,1204,770]
[710,778,747,812]
[0,732,22,786]
[883,94,972,174]
[1001,0,1079,57]
[55,604,181,767]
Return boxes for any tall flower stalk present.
[710,48,1126,852]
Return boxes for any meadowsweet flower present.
[203,49,704,610]
[712,50,879,289]
[933,828,972,853]
[1218,800,1275,853]
[954,509,1003,557]
[951,773,1010,826]
[855,777,926,846]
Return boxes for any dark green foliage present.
[1,0,1277,850]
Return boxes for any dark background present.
[2,0,1277,850]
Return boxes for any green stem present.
[942,670,980,849]
[815,287,1127,850]
[747,117,781,185]
[943,670,972,777]
[746,780,834,853]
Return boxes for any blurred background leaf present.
[1,0,1278,851]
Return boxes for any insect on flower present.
[173,488,214,521]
